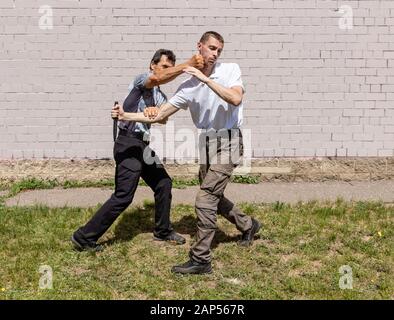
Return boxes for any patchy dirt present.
[223,278,245,286]
[280,253,298,264]
[0,158,393,185]
[253,158,394,182]
[72,268,90,276]
[0,159,116,185]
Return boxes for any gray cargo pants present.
[190,129,253,263]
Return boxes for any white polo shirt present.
[168,62,245,130]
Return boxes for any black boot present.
[171,259,212,275]
[238,218,262,247]
[71,229,104,252]
[153,231,186,245]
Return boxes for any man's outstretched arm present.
[113,102,180,124]
[145,54,204,88]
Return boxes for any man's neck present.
[202,64,215,77]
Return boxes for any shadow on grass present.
[102,201,241,249]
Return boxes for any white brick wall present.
[1,0,394,159]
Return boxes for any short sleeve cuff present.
[133,73,149,90]
[168,96,188,110]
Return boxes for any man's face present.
[151,55,174,73]
[198,36,224,67]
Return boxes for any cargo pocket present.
[118,157,142,172]
[200,166,232,197]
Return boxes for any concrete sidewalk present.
[4,180,394,207]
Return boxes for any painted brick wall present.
[1,0,393,159]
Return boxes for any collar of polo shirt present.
[208,63,221,79]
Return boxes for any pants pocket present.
[200,166,232,197]
[118,157,142,172]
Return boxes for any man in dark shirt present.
[71,49,204,251]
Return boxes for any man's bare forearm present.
[205,79,243,106]
[148,55,203,87]
[183,66,243,106]
[153,63,190,85]
[121,112,154,123]
[121,103,179,123]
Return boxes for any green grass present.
[1,178,117,197]
[1,177,201,197]
[8,178,59,197]
[231,175,260,184]
[0,200,393,300]
[62,179,115,189]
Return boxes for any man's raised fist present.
[188,54,204,70]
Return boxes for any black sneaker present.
[71,231,103,252]
[171,259,212,275]
[238,218,262,247]
[153,231,186,245]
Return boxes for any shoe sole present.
[254,221,262,235]
[153,236,186,245]
[238,220,262,247]
[171,268,213,275]
[71,235,103,252]
[71,235,84,251]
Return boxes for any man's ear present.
[197,42,202,53]
[150,63,155,71]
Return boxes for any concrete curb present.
[5,180,394,208]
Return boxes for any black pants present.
[78,132,173,242]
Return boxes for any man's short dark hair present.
[150,49,176,69]
[199,31,224,44]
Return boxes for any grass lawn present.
[0,200,392,300]
[0,175,261,197]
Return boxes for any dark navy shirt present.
[118,72,167,138]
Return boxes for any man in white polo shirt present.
[113,31,262,274]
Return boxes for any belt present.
[200,128,241,139]
[202,128,240,133]
[118,129,150,142]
